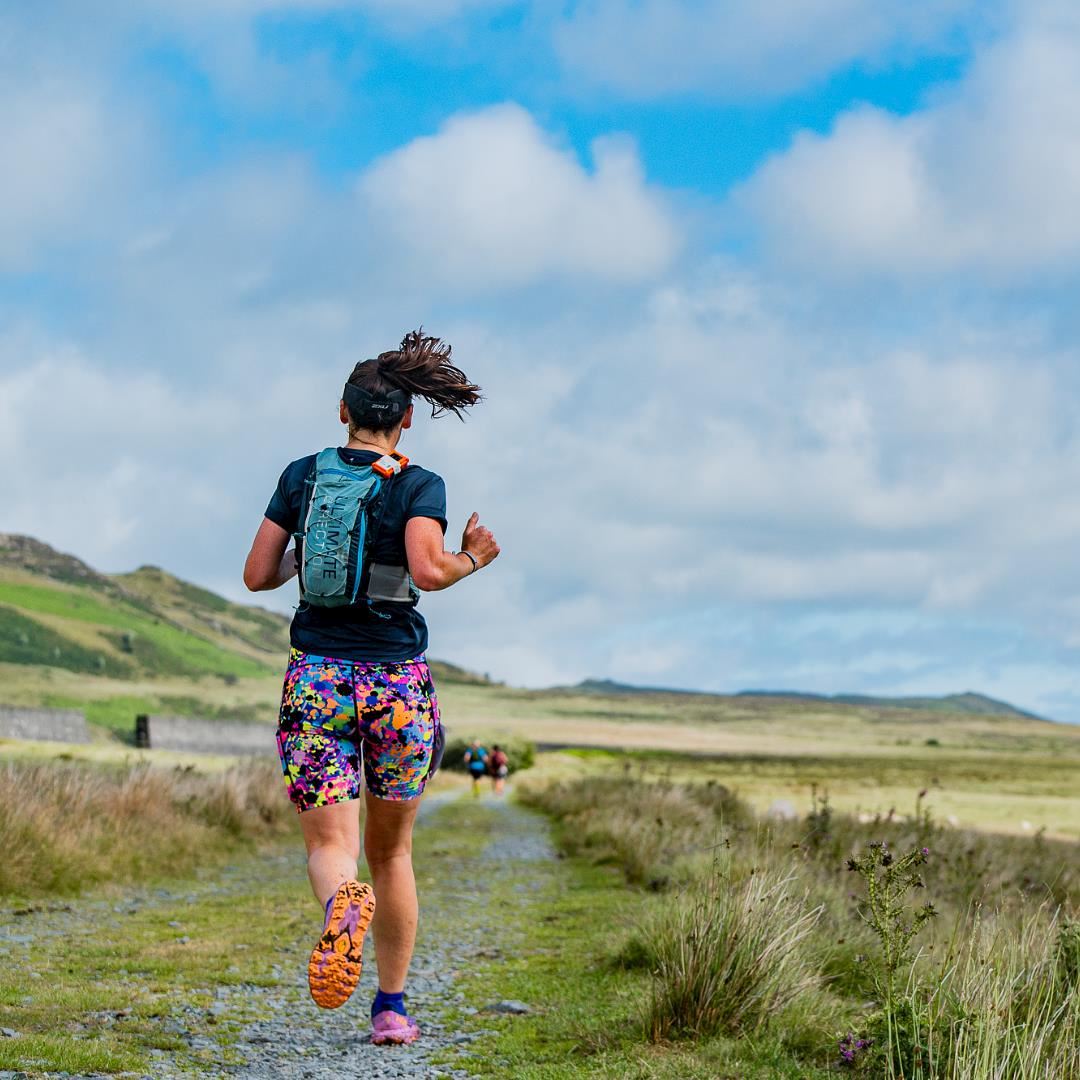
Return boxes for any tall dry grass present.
[619,864,823,1040]
[0,759,293,896]
[887,908,1080,1079]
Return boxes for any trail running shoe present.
[371,1009,421,1045]
[307,879,376,1009]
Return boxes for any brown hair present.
[345,328,482,433]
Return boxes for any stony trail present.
[0,791,554,1080]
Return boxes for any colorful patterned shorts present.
[276,648,439,811]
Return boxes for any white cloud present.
[0,76,115,271]
[737,4,1080,275]
[555,0,981,99]
[357,104,680,290]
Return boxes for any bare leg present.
[364,790,421,994]
[299,800,362,906]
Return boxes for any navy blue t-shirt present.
[264,448,448,662]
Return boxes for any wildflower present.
[921,846,930,857]
[838,1032,872,1067]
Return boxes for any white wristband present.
[458,550,479,574]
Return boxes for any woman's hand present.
[461,512,501,569]
[406,514,501,591]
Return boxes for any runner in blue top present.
[243,329,500,1046]
[464,741,489,796]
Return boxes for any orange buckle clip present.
[372,452,409,478]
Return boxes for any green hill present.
[0,534,487,690]
[0,534,286,680]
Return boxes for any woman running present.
[243,329,499,1045]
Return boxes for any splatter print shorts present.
[277,648,439,811]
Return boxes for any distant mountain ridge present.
[735,689,1044,722]
[570,677,1045,722]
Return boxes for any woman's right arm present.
[406,512,500,592]
[243,518,297,591]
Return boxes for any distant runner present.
[489,744,509,796]
[243,330,500,1046]
[464,740,489,796]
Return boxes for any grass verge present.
[514,762,1080,1079]
[441,797,837,1079]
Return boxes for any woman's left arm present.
[243,518,297,591]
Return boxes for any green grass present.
[0,605,130,676]
[428,799,836,1080]
[41,693,155,740]
[0,875,308,1076]
[0,781,453,1077]
[0,580,271,679]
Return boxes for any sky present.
[5,1,1080,720]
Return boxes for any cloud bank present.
[737,4,1080,276]
[5,1,1080,722]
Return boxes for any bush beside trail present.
[0,759,293,897]
[521,767,1080,1078]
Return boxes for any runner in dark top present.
[489,744,509,796]
[243,329,500,1046]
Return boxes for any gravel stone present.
[482,1000,530,1015]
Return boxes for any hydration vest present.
[294,448,418,610]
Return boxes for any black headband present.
[343,383,410,422]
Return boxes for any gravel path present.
[1,791,553,1080]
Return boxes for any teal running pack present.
[295,448,417,611]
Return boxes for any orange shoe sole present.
[308,880,376,1009]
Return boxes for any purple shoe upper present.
[371,1009,421,1045]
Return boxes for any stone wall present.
[138,714,275,757]
[0,705,89,744]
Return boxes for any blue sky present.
[5,0,1080,721]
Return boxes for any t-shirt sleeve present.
[264,462,303,533]
[406,472,448,534]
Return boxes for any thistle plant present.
[847,841,937,1072]
[848,841,936,991]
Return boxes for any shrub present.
[622,864,823,1040]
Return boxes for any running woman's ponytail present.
[343,329,482,433]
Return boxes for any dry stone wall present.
[0,705,89,744]
[138,714,275,757]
